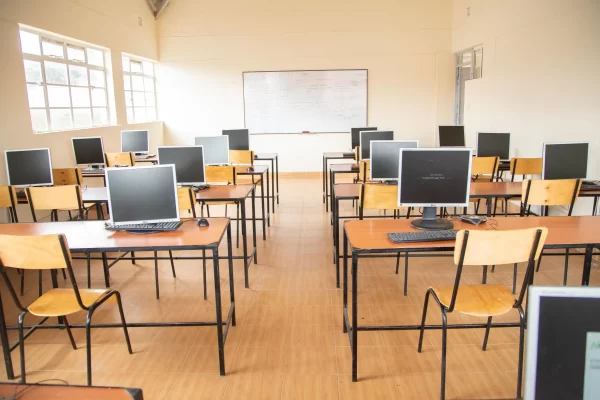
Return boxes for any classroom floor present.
[1,177,597,399]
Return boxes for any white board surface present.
[243,70,368,134]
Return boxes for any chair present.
[417,227,548,400]
[0,186,18,223]
[52,168,98,219]
[229,150,254,166]
[509,157,542,182]
[354,146,360,162]
[26,185,84,222]
[202,166,240,247]
[0,234,133,385]
[469,156,500,214]
[105,152,135,167]
[357,160,370,183]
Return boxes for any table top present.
[0,218,230,252]
[236,165,268,175]
[323,152,355,159]
[0,382,142,400]
[80,185,253,203]
[255,153,278,159]
[330,163,359,173]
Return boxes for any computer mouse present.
[197,218,210,227]
[246,167,255,172]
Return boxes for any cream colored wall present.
[157,0,455,172]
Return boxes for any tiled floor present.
[0,177,597,399]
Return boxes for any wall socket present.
[467,6,471,17]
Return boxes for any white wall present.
[157,0,455,172]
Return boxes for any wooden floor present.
[1,177,598,399]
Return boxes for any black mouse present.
[197,218,210,227]
[246,167,254,172]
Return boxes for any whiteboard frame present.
[242,69,369,135]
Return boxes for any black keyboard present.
[343,152,355,157]
[135,154,155,159]
[191,184,210,192]
[82,168,105,174]
[105,221,182,232]
[388,230,458,243]
[16,190,26,199]
[581,184,600,191]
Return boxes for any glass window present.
[122,54,158,123]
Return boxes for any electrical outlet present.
[467,6,471,17]
[138,16,143,27]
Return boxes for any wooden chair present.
[0,234,133,385]
[0,186,18,223]
[357,160,370,183]
[354,146,360,162]
[52,168,98,219]
[202,166,240,247]
[470,156,500,214]
[229,150,254,166]
[26,185,84,222]
[510,157,542,182]
[417,227,548,400]
[105,152,135,167]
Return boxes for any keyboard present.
[191,184,210,192]
[388,230,458,243]
[82,168,105,174]
[581,184,600,191]
[16,190,26,199]
[343,152,355,157]
[135,154,155,159]
[105,221,182,232]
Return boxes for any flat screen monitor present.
[438,126,465,147]
[194,136,230,165]
[351,127,378,149]
[222,129,249,151]
[526,286,600,400]
[157,145,206,185]
[5,148,53,187]
[360,130,393,160]
[72,137,105,166]
[121,130,149,153]
[398,148,472,230]
[543,142,589,180]
[105,165,179,225]
[370,140,419,181]
[477,132,510,160]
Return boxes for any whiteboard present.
[243,70,368,134]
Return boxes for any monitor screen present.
[477,132,510,160]
[157,146,206,185]
[194,136,230,165]
[360,130,393,160]
[370,140,419,180]
[398,148,472,207]
[351,127,378,149]
[222,129,250,151]
[438,126,465,147]
[5,148,53,187]
[72,137,105,165]
[543,142,588,179]
[105,165,179,225]
[121,130,149,153]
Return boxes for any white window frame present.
[19,26,111,133]
[122,54,158,124]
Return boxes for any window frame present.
[122,53,158,124]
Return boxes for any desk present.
[0,382,143,399]
[322,152,356,209]
[341,217,600,382]
[328,163,359,214]
[236,165,270,236]
[255,153,279,209]
[0,218,235,381]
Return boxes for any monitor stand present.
[410,207,454,230]
[383,180,398,185]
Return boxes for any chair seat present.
[431,284,515,317]
[28,288,112,317]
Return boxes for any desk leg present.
[335,199,340,287]
[582,245,593,286]
[351,252,359,382]
[276,156,279,205]
[226,224,236,326]
[270,159,276,211]
[342,229,348,319]
[240,199,249,288]
[323,156,326,204]
[593,196,599,216]
[251,188,257,264]
[266,170,271,226]
[0,293,14,380]
[212,247,226,376]
[260,181,266,240]
[486,198,493,217]
[329,170,335,219]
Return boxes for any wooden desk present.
[0,382,143,399]
[255,153,279,209]
[236,165,270,232]
[341,217,600,382]
[0,218,235,381]
[328,163,359,213]
[322,152,356,208]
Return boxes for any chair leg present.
[62,316,77,350]
[18,311,26,383]
[491,265,495,273]
[85,308,96,386]
[169,251,177,278]
[403,252,409,296]
[482,265,488,284]
[517,307,526,399]
[206,205,211,217]
[87,253,91,289]
[563,249,570,286]
[417,289,432,352]
[131,251,136,265]
[440,309,448,400]
[61,269,67,280]
[154,251,160,299]
[395,253,400,274]
[535,255,543,272]
[513,263,518,295]
[38,270,42,297]
[202,249,207,300]
[482,316,492,350]
[236,204,240,249]
[115,292,133,354]
[20,269,25,296]
[224,204,228,217]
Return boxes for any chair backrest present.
[177,187,197,217]
[359,183,401,215]
[354,146,360,162]
[358,160,370,183]
[522,179,581,215]
[27,185,83,222]
[0,186,18,223]
[53,168,83,186]
[472,156,499,179]
[510,158,542,180]
[229,150,254,166]
[105,152,134,167]
[205,166,236,185]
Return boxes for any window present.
[454,45,483,124]
[19,27,111,133]
[122,55,158,123]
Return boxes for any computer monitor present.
[525,286,600,400]
[477,132,510,160]
[351,127,378,149]
[222,129,250,151]
[5,148,53,187]
[543,142,589,180]
[438,126,465,147]
[359,130,393,160]
[105,164,180,225]
[194,136,230,165]
[157,145,206,186]
[121,130,149,154]
[370,140,419,181]
[72,137,105,166]
[398,148,472,230]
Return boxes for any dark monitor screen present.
[398,149,472,207]
[72,137,105,165]
[157,146,206,185]
[439,126,465,147]
[223,129,249,151]
[477,132,510,160]
[121,130,149,153]
[106,165,179,224]
[370,140,419,180]
[5,148,53,186]
[543,143,588,179]
[194,136,230,165]
[360,130,393,160]
[351,127,378,149]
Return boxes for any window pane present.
[67,46,86,62]
[146,107,157,121]
[73,108,93,128]
[89,69,105,88]
[30,109,48,132]
[23,60,43,83]
[125,91,133,107]
[27,84,46,108]
[42,40,64,58]
[145,92,155,107]
[44,61,68,85]
[20,31,41,55]
[131,75,144,91]
[126,107,134,124]
[144,77,155,92]
[143,61,154,76]
[123,75,131,90]
[130,61,142,73]
[69,65,88,86]
[50,109,73,131]
[93,108,108,125]
[91,88,106,107]
[134,107,146,123]
[133,91,145,107]
[71,87,90,107]
[47,85,71,107]
[87,48,104,67]
[122,56,130,72]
